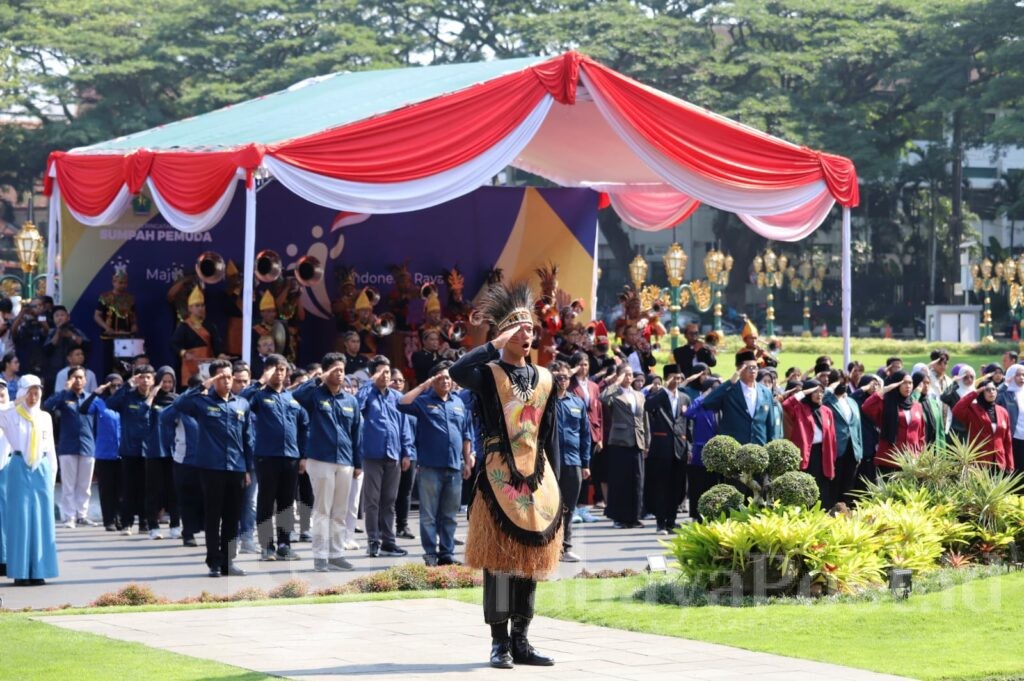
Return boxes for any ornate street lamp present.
[971,254,1012,343]
[703,248,733,332]
[662,243,686,348]
[753,248,789,337]
[628,253,649,292]
[0,221,47,299]
[788,251,828,337]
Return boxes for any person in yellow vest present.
[737,318,777,369]
[253,290,287,355]
[170,287,222,388]
[223,260,243,357]
[422,293,443,333]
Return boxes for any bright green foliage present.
[696,483,744,521]
[735,443,769,477]
[769,471,820,508]
[701,435,741,479]
[765,439,802,477]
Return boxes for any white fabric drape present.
[581,71,832,224]
[46,183,61,304]
[736,188,836,242]
[263,96,554,214]
[842,206,852,368]
[608,191,700,231]
[146,172,243,233]
[241,183,257,365]
[65,185,133,227]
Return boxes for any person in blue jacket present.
[142,366,179,540]
[245,354,309,562]
[105,365,156,535]
[549,360,591,562]
[173,359,254,578]
[159,374,203,547]
[43,365,97,529]
[684,376,724,520]
[292,353,363,573]
[700,351,777,445]
[78,374,123,531]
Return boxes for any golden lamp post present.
[0,221,46,298]
[752,248,789,337]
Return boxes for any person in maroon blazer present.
[861,371,926,471]
[952,377,1015,472]
[568,351,604,519]
[782,379,837,508]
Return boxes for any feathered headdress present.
[443,266,465,296]
[477,281,535,333]
[535,262,559,297]
[484,267,504,287]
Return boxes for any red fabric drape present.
[47,151,127,216]
[266,57,571,183]
[580,59,860,207]
[149,147,262,213]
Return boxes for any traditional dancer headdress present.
[478,281,535,333]
[188,286,205,306]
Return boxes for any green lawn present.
[0,617,272,681]
[520,573,1024,681]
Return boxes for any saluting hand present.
[491,323,525,350]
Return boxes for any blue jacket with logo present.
[173,386,254,473]
[104,384,154,457]
[243,384,309,459]
[292,380,362,468]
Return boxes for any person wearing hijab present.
[982,363,1005,388]
[143,366,180,540]
[851,374,881,485]
[996,364,1024,472]
[823,371,863,506]
[0,375,58,585]
[0,378,9,575]
[953,378,1014,471]
[861,371,926,471]
[783,379,837,508]
[684,376,723,520]
[941,364,976,443]
[912,370,946,452]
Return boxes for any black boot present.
[510,616,554,666]
[489,621,513,669]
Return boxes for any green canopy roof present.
[81,55,549,153]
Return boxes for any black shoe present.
[298,532,313,543]
[104,524,117,532]
[207,568,221,578]
[423,555,438,567]
[511,637,554,666]
[28,579,45,586]
[0,562,5,577]
[366,540,380,557]
[629,521,645,529]
[397,527,416,540]
[183,537,198,547]
[490,641,514,669]
[437,555,462,566]
[222,563,247,577]
[379,543,408,557]
[354,526,365,534]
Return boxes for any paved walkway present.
[43,598,913,680]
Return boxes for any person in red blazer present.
[952,378,1015,471]
[861,371,926,471]
[782,380,837,508]
[568,351,604,518]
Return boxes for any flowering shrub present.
[90,583,164,607]
[269,579,309,599]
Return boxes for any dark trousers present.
[395,464,417,532]
[1012,439,1024,475]
[199,468,246,572]
[296,471,313,534]
[644,456,687,529]
[173,461,204,540]
[558,464,583,551]
[94,459,121,528]
[833,446,860,506]
[604,444,643,525]
[255,457,299,550]
[145,457,179,529]
[120,457,147,531]
[806,443,834,509]
[687,465,719,520]
[483,569,536,624]
[577,441,602,506]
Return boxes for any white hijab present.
[1004,365,1024,407]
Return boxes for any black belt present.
[11,450,22,457]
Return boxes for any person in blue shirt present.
[685,376,724,521]
[79,374,122,531]
[43,364,97,529]
[356,355,412,559]
[548,360,591,563]
[159,374,203,547]
[292,352,363,573]
[173,359,254,578]
[390,369,418,540]
[142,366,179,540]
[246,354,309,562]
[398,360,473,567]
[105,364,156,535]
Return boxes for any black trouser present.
[1012,439,1024,476]
[644,455,687,529]
[199,468,246,572]
[604,444,643,524]
[687,464,719,520]
[833,444,860,507]
[558,464,583,551]
[94,459,121,528]
[120,457,147,531]
[256,457,299,550]
[173,461,204,540]
[296,470,313,534]
[395,463,417,532]
[806,443,834,509]
[483,569,536,625]
[145,457,179,529]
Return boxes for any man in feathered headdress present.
[449,281,561,669]
[170,286,223,387]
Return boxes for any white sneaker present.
[343,540,360,550]
[62,518,76,529]
[121,526,134,536]
[149,528,164,540]
[168,527,182,540]
[239,538,261,554]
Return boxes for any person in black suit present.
[672,323,717,378]
[644,371,691,534]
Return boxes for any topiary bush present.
[766,439,802,477]
[698,484,745,519]
[702,435,741,478]
[770,471,820,508]
[736,443,769,477]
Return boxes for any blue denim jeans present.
[238,468,258,540]
[417,466,462,559]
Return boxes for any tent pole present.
[842,205,852,368]
[241,181,257,365]
[47,183,61,304]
